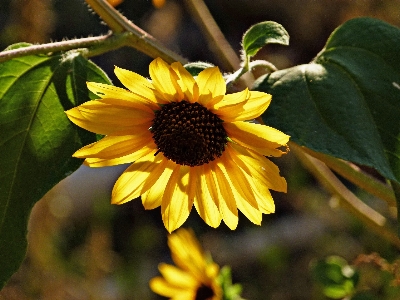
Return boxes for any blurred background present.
[1,0,400,299]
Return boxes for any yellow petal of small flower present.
[150,228,222,300]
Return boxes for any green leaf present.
[184,61,215,76]
[253,17,400,184]
[0,49,111,288]
[242,21,289,57]
[310,256,358,299]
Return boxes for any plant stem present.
[291,142,400,250]
[0,33,126,63]
[301,147,396,207]
[85,0,187,64]
[184,0,240,71]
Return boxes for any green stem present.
[183,0,240,71]
[301,147,396,207]
[391,180,400,237]
[0,33,128,63]
[85,0,187,64]
[291,142,400,250]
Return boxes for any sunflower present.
[149,228,222,300]
[65,57,289,232]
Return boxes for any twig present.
[0,33,126,63]
[183,0,240,71]
[301,147,396,207]
[291,142,400,250]
[86,0,187,63]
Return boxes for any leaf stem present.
[85,0,187,63]
[291,142,400,250]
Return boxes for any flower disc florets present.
[195,284,215,300]
[151,100,228,167]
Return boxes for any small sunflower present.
[65,57,289,232]
[149,228,222,300]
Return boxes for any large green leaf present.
[253,17,400,183]
[0,49,110,288]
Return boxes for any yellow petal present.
[158,263,198,289]
[194,166,222,228]
[229,143,287,192]
[212,163,238,230]
[86,81,160,110]
[253,184,275,214]
[111,152,168,204]
[73,133,152,158]
[142,159,176,210]
[114,66,164,108]
[162,165,193,233]
[216,91,271,122]
[149,277,191,298]
[65,100,153,135]
[149,58,181,102]
[196,67,226,107]
[211,88,249,110]
[169,229,208,282]
[217,149,262,225]
[84,143,155,167]
[169,229,205,269]
[170,62,199,102]
[224,121,289,157]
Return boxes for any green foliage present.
[242,21,289,58]
[219,266,243,300]
[311,256,359,299]
[253,17,400,185]
[0,48,110,288]
[184,61,215,76]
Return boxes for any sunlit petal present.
[194,166,221,228]
[142,159,176,210]
[86,81,160,110]
[73,133,152,159]
[162,165,193,233]
[196,66,226,107]
[170,62,199,102]
[113,66,164,107]
[65,100,153,135]
[111,152,168,204]
[217,150,262,225]
[217,91,271,122]
[229,143,287,192]
[150,57,181,102]
[84,144,155,167]
[225,121,289,157]
[212,163,238,230]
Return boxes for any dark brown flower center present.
[151,100,227,167]
[195,284,215,300]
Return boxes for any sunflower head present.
[149,228,222,300]
[65,57,289,232]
